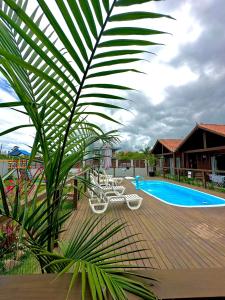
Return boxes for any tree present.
[0,1,172,298]
[116,151,146,160]
[141,146,157,175]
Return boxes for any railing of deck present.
[158,166,225,191]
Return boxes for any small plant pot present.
[149,171,155,177]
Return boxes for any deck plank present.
[1,269,225,299]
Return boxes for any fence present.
[0,159,43,177]
[159,166,225,190]
[86,159,148,177]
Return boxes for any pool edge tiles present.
[134,180,225,208]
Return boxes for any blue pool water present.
[136,180,225,207]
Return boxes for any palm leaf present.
[109,11,175,21]
[0,0,172,297]
[115,0,160,6]
[0,175,9,216]
[38,217,156,300]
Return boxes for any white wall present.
[105,167,147,177]
[0,161,8,176]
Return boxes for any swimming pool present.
[136,180,225,207]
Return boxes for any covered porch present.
[151,139,182,175]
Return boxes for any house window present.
[216,155,225,171]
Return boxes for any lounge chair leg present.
[89,200,108,214]
[126,199,142,210]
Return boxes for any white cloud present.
[0,87,35,151]
[0,0,219,152]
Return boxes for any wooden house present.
[177,124,225,172]
[152,124,225,174]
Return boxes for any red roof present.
[158,139,183,152]
[199,124,225,137]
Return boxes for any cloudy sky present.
[0,0,225,152]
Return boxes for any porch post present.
[203,132,207,149]
[173,152,176,175]
[182,152,185,168]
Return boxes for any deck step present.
[1,269,225,299]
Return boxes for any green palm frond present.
[0,1,172,297]
[36,217,156,300]
[0,0,172,192]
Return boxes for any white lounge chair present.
[88,179,142,213]
[90,174,125,195]
[102,169,124,186]
[104,193,143,210]
[87,181,108,214]
[93,169,123,186]
[93,169,109,185]
[89,192,143,214]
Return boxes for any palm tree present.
[0,0,172,298]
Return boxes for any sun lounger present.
[88,177,142,213]
[104,194,143,210]
[102,169,124,185]
[90,174,125,195]
[93,170,123,186]
[89,192,143,213]
[93,169,109,185]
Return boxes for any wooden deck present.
[63,179,225,271]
